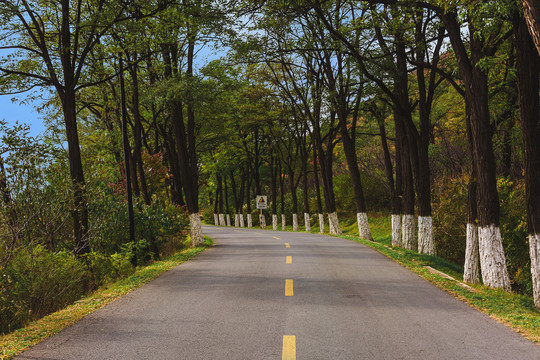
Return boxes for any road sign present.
[256,195,267,209]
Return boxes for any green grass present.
[0,237,213,360]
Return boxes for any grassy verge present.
[0,237,213,360]
[333,215,540,344]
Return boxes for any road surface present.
[17,225,540,359]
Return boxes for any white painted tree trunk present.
[189,213,204,246]
[272,214,278,230]
[219,214,225,226]
[292,214,298,231]
[239,214,245,227]
[401,214,416,250]
[357,212,373,240]
[418,216,435,255]
[392,214,401,247]
[304,213,311,232]
[234,214,240,228]
[530,233,540,310]
[319,213,325,233]
[213,214,219,226]
[464,223,480,284]
[260,213,266,229]
[282,214,286,230]
[328,212,342,234]
[478,225,511,291]
[247,214,252,228]
[226,214,231,227]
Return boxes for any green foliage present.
[432,173,532,295]
[91,193,189,264]
[432,174,468,266]
[0,246,87,334]
[82,252,133,291]
[498,177,531,295]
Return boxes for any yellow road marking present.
[255,232,263,235]
[273,236,280,240]
[285,279,294,296]
[286,256,292,264]
[282,335,296,360]
[285,243,290,248]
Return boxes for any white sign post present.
[256,195,267,229]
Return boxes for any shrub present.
[82,251,133,291]
[432,174,468,266]
[498,177,531,295]
[0,246,87,334]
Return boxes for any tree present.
[437,3,511,290]
[514,9,540,309]
[0,0,154,253]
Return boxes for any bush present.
[498,177,531,295]
[82,251,133,291]
[90,193,189,264]
[432,174,468,266]
[0,246,87,334]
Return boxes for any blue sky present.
[0,93,47,136]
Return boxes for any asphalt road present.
[17,225,540,359]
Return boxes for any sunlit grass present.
[0,237,213,360]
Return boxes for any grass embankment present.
[0,237,213,360]
[332,215,540,344]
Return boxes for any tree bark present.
[62,88,89,255]
[395,39,417,251]
[515,13,540,309]
[464,100,481,284]
[313,145,325,233]
[129,59,151,205]
[270,154,279,230]
[521,0,540,55]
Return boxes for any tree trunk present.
[290,173,299,232]
[395,40,416,251]
[129,60,151,205]
[521,0,540,55]
[375,109,401,247]
[162,129,185,206]
[164,37,202,246]
[62,89,89,255]
[246,165,252,228]
[339,111,373,240]
[464,101,481,284]
[224,176,231,226]
[230,170,239,227]
[442,12,510,290]
[515,13,540,309]
[217,175,225,226]
[313,145,325,233]
[271,154,278,230]
[280,164,286,230]
[301,150,311,232]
